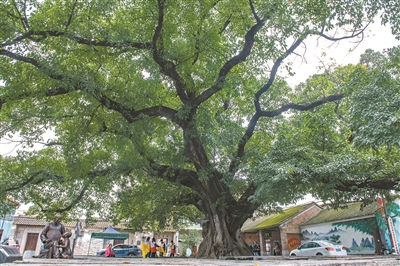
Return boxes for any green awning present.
[90,225,129,239]
[91,232,128,239]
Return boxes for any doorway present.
[24,233,39,252]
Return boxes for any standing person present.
[141,237,150,258]
[249,244,255,255]
[169,240,176,257]
[273,242,281,256]
[159,239,166,257]
[149,237,159,258]
[105,243,115,257]
[145,237,151,258]
[254,243,260,256]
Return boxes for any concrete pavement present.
[2,255,400,266]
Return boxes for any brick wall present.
[279,205,321,255]
[253,205,322,256]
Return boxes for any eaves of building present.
[301,202,380,226]
[241,203,319,232]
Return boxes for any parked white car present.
[290,240,347,256]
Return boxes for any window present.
[300,243,309,249]
[309,242,321,248]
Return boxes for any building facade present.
[241,203,322,256]
[300,200,400,255]
[10,216,177,256]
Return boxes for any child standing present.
[169,240,176,257]
[150,237,159,258]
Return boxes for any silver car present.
[290,240,347,256]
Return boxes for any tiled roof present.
[12,216,116,229]
[241,203,317,232]
[13,216,74,227]
[301,202,380,226]
[12,216,180,233]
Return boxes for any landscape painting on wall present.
[301,200,400,255]
[301,222,375,254]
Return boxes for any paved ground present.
[2,255,400,266]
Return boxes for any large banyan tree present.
[1,0,399,258]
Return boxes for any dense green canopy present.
[0,0,399,258]
[261,46,400,208]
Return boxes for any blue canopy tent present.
[87,226,129,255]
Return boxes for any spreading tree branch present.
[41,182,90,213]
[228,34,309,173]
[0,49,179,125]
[37,168,129,213]
[5,170,65,192]
[150,163,204,193]
[318,22,370,42]
[91,87,179,124]
[1,30,151,49]
[260,94,344,117]
[230,93,343,173]
[218,14,231,35]
[11,0,28,30]
[229,22,369,173]
[152,0,190,103]
[332,178,400,192]
[193,9,267,107]
[65,0,78,30]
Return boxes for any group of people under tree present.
[141,237,176,258]
[38,213,287,258]
[38,214,73,259]
[250,243,261,256]
[249,242,281,256]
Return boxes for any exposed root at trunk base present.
[195,217,253,259]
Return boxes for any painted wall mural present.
[301,221,376,254]
[301,200,400,255]
[376,200,400,254]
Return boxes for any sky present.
[285,20,400,86]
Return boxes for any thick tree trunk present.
[196,209,253,259]
[182,134,256,258]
